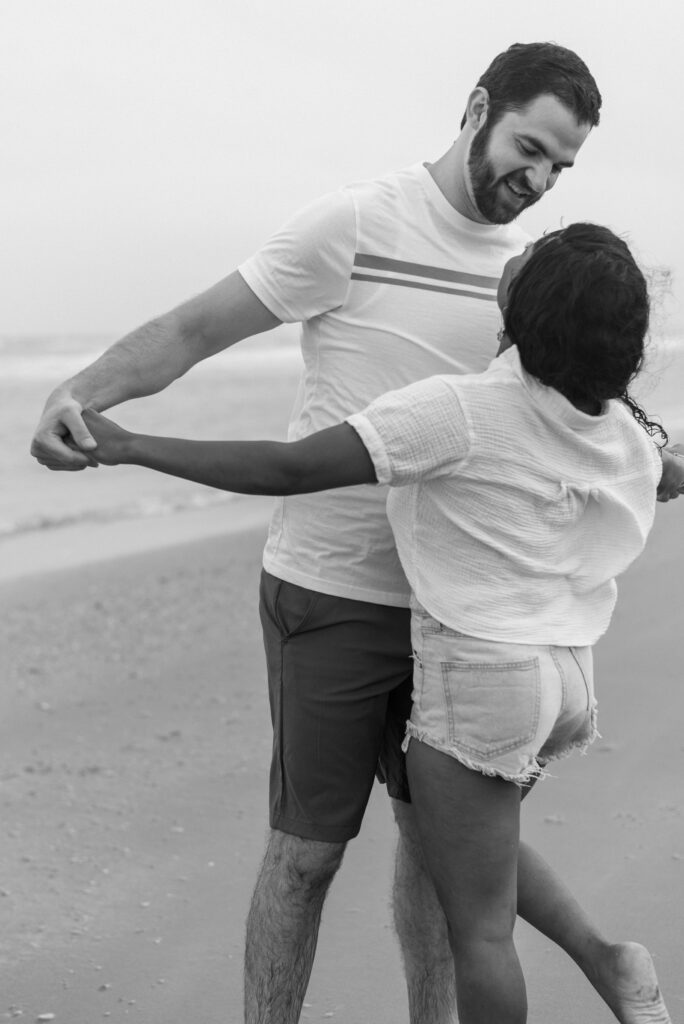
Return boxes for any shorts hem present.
[385,786,411,804]
[541,701,600,764]
[402,724,546,786]
[270,813,361,845]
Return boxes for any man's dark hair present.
[460,42,602,130]
[504,222,667,444]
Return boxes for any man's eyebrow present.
[518,133,575,168]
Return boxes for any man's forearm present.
[32,270,282,471]
[57,271,282,413]
[64,312,193,412]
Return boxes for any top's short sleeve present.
[238,189,357,323]
[347,376,471,486]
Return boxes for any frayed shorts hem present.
[408,607,599,786]
[402,725,547,787]
[541,700,601,763]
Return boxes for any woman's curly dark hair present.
[504,223,668,446]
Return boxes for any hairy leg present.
[244,829,346,1024]
[406,740,526,1024]
[392,798,457,1024]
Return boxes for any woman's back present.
[352,345,660,645]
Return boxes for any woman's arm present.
[81,409,377,495]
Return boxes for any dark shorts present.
[259,570,413,843]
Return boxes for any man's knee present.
[263,829,347,895]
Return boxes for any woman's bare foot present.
[594,942,671,1024]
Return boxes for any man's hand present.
[81,409,133,466]
[658,444,684,502]
[30,390,99,471]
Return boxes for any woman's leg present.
[406,739,526,1024]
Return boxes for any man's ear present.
[465,87,490,131]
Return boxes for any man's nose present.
[525,161,553,195]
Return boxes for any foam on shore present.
[0,494,274,584]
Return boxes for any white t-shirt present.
[239,163,529,605]
[348,346,660,645]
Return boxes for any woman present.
[81,224,672,1023]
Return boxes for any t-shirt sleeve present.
[347,376,471,486]
[237,189,357,323]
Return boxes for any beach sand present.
[1,500,683,1023]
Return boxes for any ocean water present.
[1,329,303,538]
[1,330,683,543]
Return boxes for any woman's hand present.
[81,408,134,466]
[658,443,684,502]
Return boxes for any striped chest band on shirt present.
[351,254,499,301]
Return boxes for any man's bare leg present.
[393,801,671,1024]
[393,799,457,1024]
[244,829,346,1024]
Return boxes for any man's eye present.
[519,143,537,157]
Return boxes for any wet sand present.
[1,501,682,1022]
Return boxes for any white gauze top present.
[348,346,660,645]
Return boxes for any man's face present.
[467,94,591,225]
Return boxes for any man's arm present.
[30,272,281,471]
[81,409,376,494]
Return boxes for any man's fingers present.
[36,453,89,471]
[30,396,101,471]
[31,431,97,470]
[62,407,97,451]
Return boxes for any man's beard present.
[467,123,541,225]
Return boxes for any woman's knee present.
[447,899,517,954]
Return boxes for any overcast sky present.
[3,0,682,335]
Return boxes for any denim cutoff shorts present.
[403,602,598,785]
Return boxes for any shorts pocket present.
[272,580,320,638]
[442,658,541,760]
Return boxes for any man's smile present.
[504,177,533,200]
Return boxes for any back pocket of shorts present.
[442,658,541,760]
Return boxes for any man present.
[32,42,680,1024]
